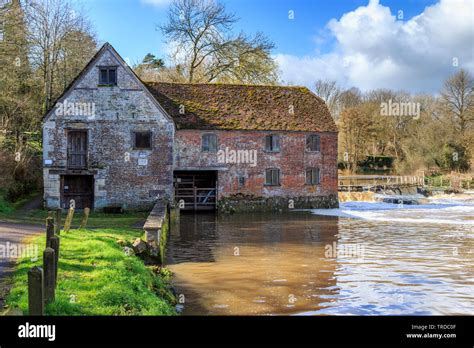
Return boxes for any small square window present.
[99,67,117,85]
[202,134,217,152]
[306,134,320,152]
[305,168,320,185]
[238,176,245,188]
[265,168,280,186]
[264,134,280,152]
[134,131,152,149]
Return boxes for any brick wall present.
[175,129,338,205]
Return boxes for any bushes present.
[5,180,38,202]
[0,191,13,213]
[0,135,43,203]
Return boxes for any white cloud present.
[141,0,171,7]
[276,0,474,93]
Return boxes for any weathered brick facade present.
[175,130,337,201]
[42,43,338,212]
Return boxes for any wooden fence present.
[339,173,473,192]
[338,175,424,192]
[27,205,89,315]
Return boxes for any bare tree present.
[314,79,341,118]
[441,69,474,136]
[159,0,277,84]
[339,87,362,109]
[26,0,93,112]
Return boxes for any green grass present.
[0,193,13,213]
[0,208,148,229]
[0,189,148,228]
[6,228,176,315]
[0,189,42,214]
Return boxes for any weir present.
[338,175,425,192]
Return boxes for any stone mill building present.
[42,43,338,212]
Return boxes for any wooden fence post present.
[43,248,56,304]
[50,236,60,285]
[63,207,75,233]
[28,266,44,315]
[79,207,90,229]
[55,208,62,235]
[46,217,54,248]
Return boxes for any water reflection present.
[166,211,474,315]
[167,212,340,315]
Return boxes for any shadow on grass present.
[6,228,176,316]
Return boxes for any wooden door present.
[68,131,87,168]
[62,175,93,209]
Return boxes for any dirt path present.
[17,194,43,212]
[0,221,42,309]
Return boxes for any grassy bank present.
[0,189,149,228]
[0,207,148,229]
[6,228,176,315]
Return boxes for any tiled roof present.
[145,82,337,132]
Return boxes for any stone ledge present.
[143,201,166,231]
[217,194,339,213]
[143,200,168,250]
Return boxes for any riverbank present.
[4,227,176,315]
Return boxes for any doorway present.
[174,171,217,211]
[61,175,94,209]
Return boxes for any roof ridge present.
[144,81,310,90]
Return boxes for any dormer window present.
[99,66,117,85]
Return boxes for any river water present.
[166,192,474,315]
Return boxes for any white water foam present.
[310,194,474,226]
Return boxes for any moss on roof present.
[145,82,337,132]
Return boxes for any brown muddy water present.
[166,196,474,315]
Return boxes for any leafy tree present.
[134,53,166,81]
[142,53,164,69]
[440,143,470,172]
[0,0,40,193]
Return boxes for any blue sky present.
[78,0,473,93]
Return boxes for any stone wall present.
[217,194,338,213]
[43,46,174,210]
[143,200,180,263]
